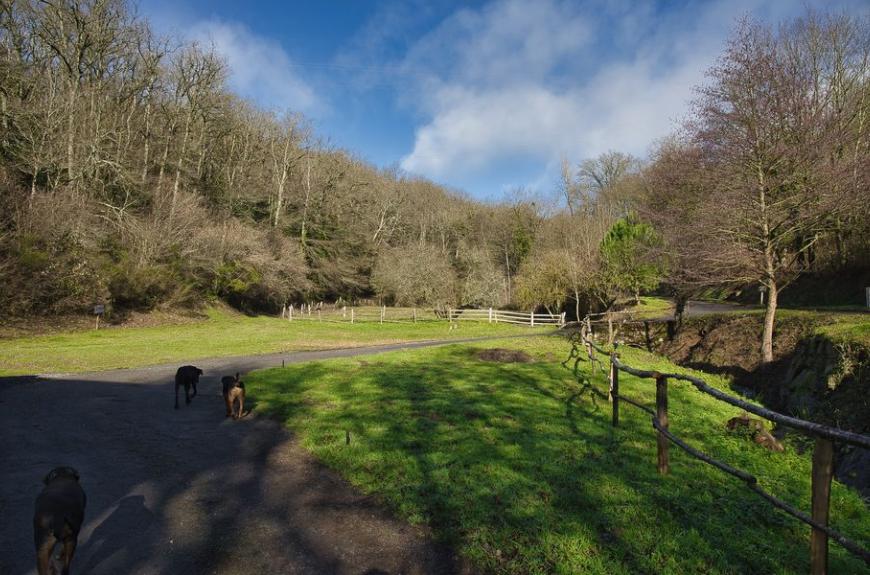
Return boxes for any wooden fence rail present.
[569,318,869,573]
[280,304,566,327]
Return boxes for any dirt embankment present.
[654,314,869,495]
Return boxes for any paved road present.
[0,338,515,575]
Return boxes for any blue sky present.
[139,0,867,201]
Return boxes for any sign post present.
[93,304,105,330]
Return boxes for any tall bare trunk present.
[574,288,581,323]
[171,109,193,220]
[66,81,78,185]
[758,166,776,364]
[141,99,152,186]
[761,278,777,364]
[157,134,170,191]
[273,138,290,228]
[300,154,311,244]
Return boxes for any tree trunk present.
[171,108,193,220]
[674,294,687,329]
[574,288,581,323]
[300,154,311,244]
[273,138,290,228]
[761,279,778,364]
[141,99,152,186]
[66,80,78,186]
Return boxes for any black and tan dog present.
[175,365,203,409]
[33,466,86,575]
[221,372,246,419]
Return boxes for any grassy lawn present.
[247,336,869,574]
[726,308,869,347]
[623,296,675,319]
[0,308,543,376]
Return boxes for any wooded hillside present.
[1,2,867,331]
[0,0,539,316]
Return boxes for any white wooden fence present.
[279,304,565,327]
[446,308,565,326]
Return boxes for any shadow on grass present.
[247,346,869,574]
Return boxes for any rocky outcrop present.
[649,314,868,496]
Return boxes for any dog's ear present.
[235,372,240,381]
[44,466,79,484]
[43,468,58,485]
[197,368,203,376]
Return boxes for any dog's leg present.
[60,536,76,575]
[185,383,191,405]
[35,533,56,575]
[175,382,180,409]
[224,393,232,417]
[237,389,245,419]
[191,381,197,399]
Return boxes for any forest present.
[1,2,868,360]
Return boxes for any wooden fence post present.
[609,346,619,427]
[560,312,566,326]
[586,315,593,338]
[607,312,614,344]
[351,308,354,324]
[488,307,493,323]
[413,308,417,323]
[317,309,321,322]
[288,305,293,321]
[656,375,669,475]
[530,311,535,327]
[810,438,834,575]
[381,305,385,324]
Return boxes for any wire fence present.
[565,317,869,573]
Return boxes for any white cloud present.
[398,0,713,179]
[397,0,861,187]
[188,20,320,114]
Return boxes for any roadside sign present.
[93,304,105,315]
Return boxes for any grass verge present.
[0,308,542,375]
[622,296,675,320]
[247,336,869,575]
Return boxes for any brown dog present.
[175,365,203,409]
[33,466,86,575]
[726,413,784,452]
[222,372,245,419]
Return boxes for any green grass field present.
[624,296,675,319]
[247,336,869,575]
[0,308,543,375]
[718,308,869,347]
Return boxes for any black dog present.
[221,372,246,419]
[175,365,203,409]
[33,466,86,575]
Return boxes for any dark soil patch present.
[476,348,534,363]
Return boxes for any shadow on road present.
[0,371,462,575]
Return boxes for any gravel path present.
[0,338,509,575]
